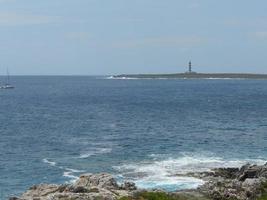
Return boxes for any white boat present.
[0,84,14,89]
[0,69,14,89]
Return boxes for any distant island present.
[113,61,267,79]
[113,73,267,79]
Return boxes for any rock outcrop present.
[11,173,137,200]
[196,163,267,200]
[10,163,267,200]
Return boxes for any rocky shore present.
[10,163,267,200]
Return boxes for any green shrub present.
[118,191,210,200]
[258,181,267,200]
[258,193,267,200]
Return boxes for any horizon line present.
[1,72,267,76]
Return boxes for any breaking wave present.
[63,168,85,183]
[79,147,112,159]
[114,153,266,191]
[42,158,56,167]
[42,158,85,183]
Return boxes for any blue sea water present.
[0,76,267,199]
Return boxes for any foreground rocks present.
[11,173,137,200]
[11,163,267,200]
[193,163,267,200]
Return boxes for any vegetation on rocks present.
[119,191,210,200]
[258,181,267,200]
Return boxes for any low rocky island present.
[10,163,267,200]
[113,73,267,80]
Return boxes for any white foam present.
[202,78,245,80]
[135,176,204,191]
[63,167,86,183]
[42,158,56,166]
[106,76,153,80]
[105,76,133,79]
[63,171,79,183]
[114,153,266,191]
[42,158,84,183]
[79,147,112,159]
[65,168,85,173]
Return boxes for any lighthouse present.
[185,61,196,74]
[189,61,192,73]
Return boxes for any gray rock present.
[15,173,136,200]
[238,164,267,181]
[20,184,61,199]
[212,167,239,179]
[73,173,119,190]
[120,181,137,191]
[242,178,261,187]
[198,163,267,200]
[9,197,20,200]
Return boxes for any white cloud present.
[0,12,61,26]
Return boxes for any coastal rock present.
[72,173,119,190]
[11,164,267,200]
[198,164,267,200]
[238,164,267,181]
[14,173,136,200]
[120,181,137,191]
[19,184,61,199]
[212,167,239,179]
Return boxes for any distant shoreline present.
[113,73,267,79]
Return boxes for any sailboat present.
[0,69,14,89]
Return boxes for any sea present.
[0,76,267,199]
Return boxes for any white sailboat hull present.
[0,84,14,89]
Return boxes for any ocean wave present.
[79,147,112,159]
[107,76,170,80]
[107,76,139,80]
[42,158,56,166]
[63,171,80,183]
[63,168,86,183]
[63,167,86,183]
[42,158,85,183]
[114,153,266,191]
[65,168,85,173]
[202,78,245,80]
[134,176,204,191]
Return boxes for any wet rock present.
[120,181,137,191]
[237,164,267,181]
[9,197,20,200]
[212,167,239,179]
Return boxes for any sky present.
[0,0,267,75]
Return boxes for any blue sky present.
[0,0,267,75]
